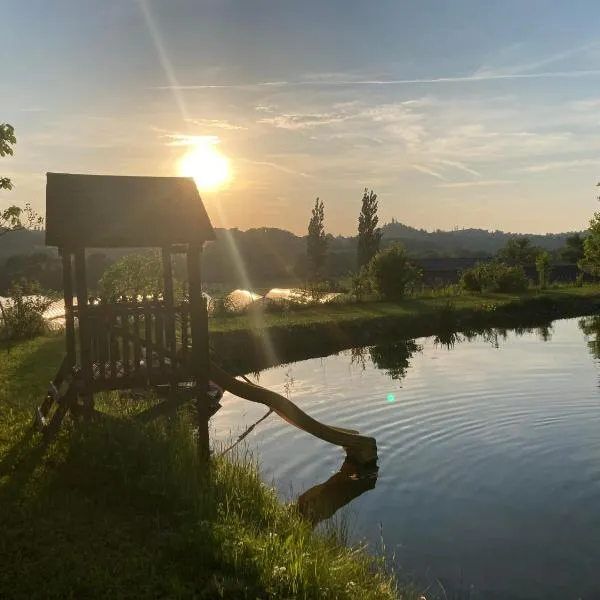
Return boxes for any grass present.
[208,285,600,333]
[0,336,407,600]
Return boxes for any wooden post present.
[61,250,76,367]
[186,242,210,464]
[74,249,93,417]
[162,247,177,387]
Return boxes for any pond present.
[212,316,600,600]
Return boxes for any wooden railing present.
[76,297,198,391]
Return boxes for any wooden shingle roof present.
[45,173,216,249]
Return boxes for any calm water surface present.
[212,317,600,600]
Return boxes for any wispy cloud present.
[258,112,348,130]
[520,158,600,173]
[186,118,246,130]
[412,164,447,180]
[437,180,515,188]
[164,134,221,147]
[155,69,600,91]
[474,41,600,78]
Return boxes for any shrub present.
[349,266,373,302]
[535,251,552,289]
[460,261,529,293]
[369,243,422,301]
[0,279,53,340]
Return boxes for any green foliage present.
[357,188,382,268]
[579,211,600,277]
[99,253,164,298]
[369,243,422,301]
[350,266,373,302]
[0,123,16,192]
[306,197,328,281]
[0,279,52,340]
[460,261,529,293]
[535,251,552,289]
[560,233,585,264]
[497,237,540,265]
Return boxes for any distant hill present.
[0,223,584,260]
[380,221,584,258]
[0,223,586,289]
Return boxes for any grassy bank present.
[0,336,405,600]
[209,286,600,373]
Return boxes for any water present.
[212,317,600,600]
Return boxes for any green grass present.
[208,285,600,333]
[0,337,406,600]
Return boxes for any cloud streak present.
[155,69,600,91]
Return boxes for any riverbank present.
[209,286,600,374]
[0,336,405,600]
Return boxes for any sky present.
[2,0,600,236]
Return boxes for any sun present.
[178,140,231,191]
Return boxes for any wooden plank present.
[187,242,210,463]
[154,295,165,371]
[121,303,131,377]
[109,306,118,380]
[143,298,154,377]
[97,299,107,382]
[162,246,177,387]
[74,249,94,417]
[133,302,141,373]
[61,251,76,366]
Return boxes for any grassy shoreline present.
[0,336,406,600]
[209,286,600,374]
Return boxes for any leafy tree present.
[306,197,327,280]
[357,188,382,268]
[579,210,600,277]
[369,243,421,301]
[535,251,552,289]
[559,233,585,264]
[99,254,164,298]
[1,123,43,236]
[497,237,539,265]
[460,261,529,293]
[0,279,53,340]
[0,123,16,192]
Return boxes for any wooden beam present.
[61,250,76,366]
[74,249,93,417]
[186,242,210,464]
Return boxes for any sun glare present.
[178,139,231,191]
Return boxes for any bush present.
[0,279,53,340]
[369,243,422,301]
[535,251,552,289]
[460,261,529,293]
[349,266,373,302]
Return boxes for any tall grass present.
[0,338,407,599]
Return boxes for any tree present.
[559,233,585,264]
[357,188,382,268]
[535,251,552,289]
[306,197,327,280]
[1,123,16,192]
[497,237,539,265]
[579,211,600,277]
[369,243,421,300]
[99,254,164,298]
[1,123,43,236]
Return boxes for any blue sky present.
[3,0,600,235]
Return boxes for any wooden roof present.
[45,173,216,249]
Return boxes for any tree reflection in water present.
[579,315,600,360]
[368,340,422,381]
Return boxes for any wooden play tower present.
[39,173,216,458]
